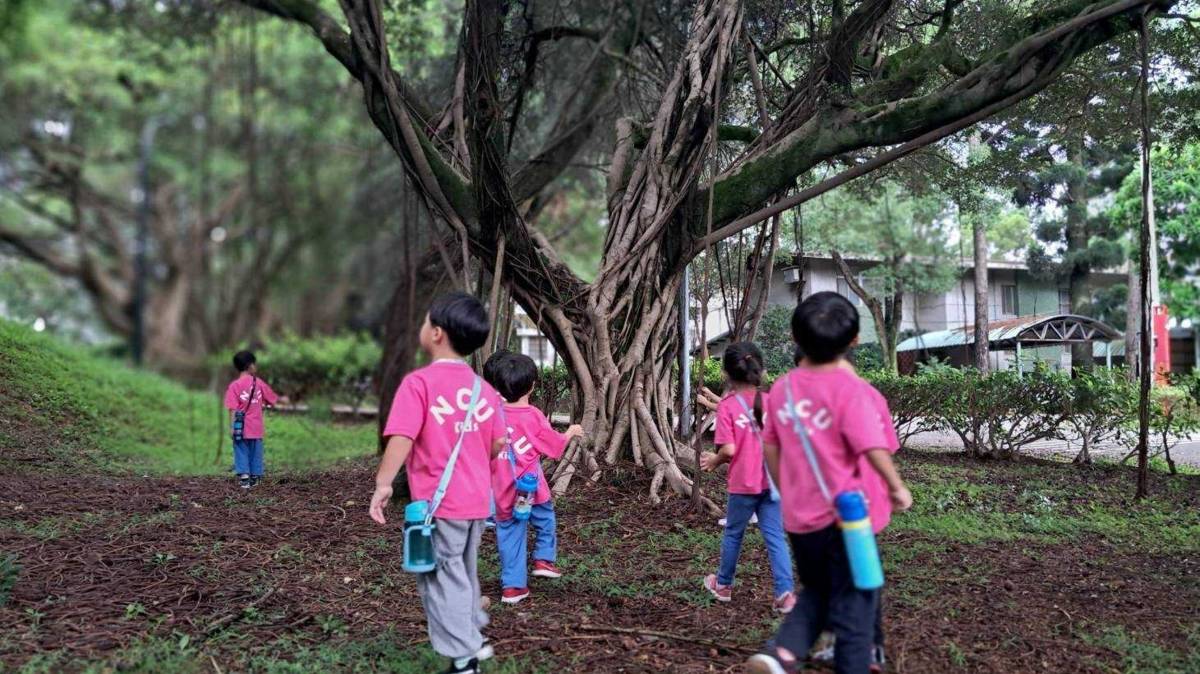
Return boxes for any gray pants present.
[416,518,490,659]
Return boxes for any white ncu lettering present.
[430,396,455,425]
[454,388,496,422]
[512,434,533,455]
[734,414,750,429]
[776,399,834,432]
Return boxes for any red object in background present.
[1153,305,1170,384]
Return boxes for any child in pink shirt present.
[747,292,912,674]
[223,350,280,489]
[699,342,796,614]
[369,292,507,674]
[483,351,582,605]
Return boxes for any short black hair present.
[483,350,538,403]
[791,291,859,364]
[428,291,490,356]
[233,350,256,372]
[792,344,805,366]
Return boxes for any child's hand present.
[565,424,584,440]
[699,451,720,472]
[890,485,913,512]
[369,485,393,525]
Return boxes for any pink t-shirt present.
[713,390,772,495]
[383,361,505,521]
[490,404,568,521]
[224,375,279,440]
[761,367,899,535]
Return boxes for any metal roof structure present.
[896,314,1122,353]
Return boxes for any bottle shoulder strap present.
[732,392,781,502]
[783,374,833,505]
[427,376,482,524]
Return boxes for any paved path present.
[905,428,1200,467]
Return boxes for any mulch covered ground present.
[1,455,1197,672]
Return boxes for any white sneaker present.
[717,513,758,527]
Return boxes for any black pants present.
[770,524,878,674]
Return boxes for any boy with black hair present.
[370,292,508,674]
[748,291,912,674]
[483,350,583,604]
[224,350,280,489]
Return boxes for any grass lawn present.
[0,320,375,476]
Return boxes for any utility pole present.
[679,266,692,438]
[132,117,161,367]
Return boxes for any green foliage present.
[691,357,724,393]
[1110,143,1200,322]
[757,305,796,377]
[863,369,944,445]
[237,332,381,403]
[849,343,884,372]
[0,319,374,475]
[532,362,572,416]
[1063,368,1137,460]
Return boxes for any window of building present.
[836,277,861,306]
[1001,284,1019,315]
[524,336,550,364]
[1058,289,1071,314]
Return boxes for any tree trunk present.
[831,250,897,373]
[1066,138,1094,374]
[1125,259,1141,380]
[973,218,990,372]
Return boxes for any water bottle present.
[402,500,436,573]
[835,491,884,590]
[513,473,539,521]
[232,411,245,441]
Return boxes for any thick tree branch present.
[697,0,1177,249]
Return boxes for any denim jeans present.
[717,491,795,597]
[769,524,879,674]
[232,438,264,476]
[496,502,556,589]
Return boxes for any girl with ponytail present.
[700,342,797,613]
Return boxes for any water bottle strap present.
[426,376,483,526]
[732,392,780,501]
[783,373,834,506]
[498,405,520,482]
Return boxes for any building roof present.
[781,255,1126,278]
[896,314,1122,353]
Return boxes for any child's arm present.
[369,435,414,525]
[763,442,782,489]
[865,449,912,511]
[699,443,735,471]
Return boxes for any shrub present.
[913,364,1071,459]
[863,368,942,446]
[1121,372,1200,474]
[690,356,724,393]
[532,362,573,417]
[1062,368,1136,464]
[240,332,382,404]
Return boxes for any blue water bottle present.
[513,473,539,521]
[835,491,884,590]
[402,500,436,573]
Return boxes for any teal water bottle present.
[232,411,245,441]
[402,500,436,573]
[513,473,539,521]
[835,491,884,590]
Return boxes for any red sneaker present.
[773,591,796,614]
[703,574,732,602]
[501,587,529,604]
[532,560,563,579]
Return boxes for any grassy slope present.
[0,320,375,475]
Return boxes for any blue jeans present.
[496,502,556,589]
[233,438,264,476]
[718,491,795,597]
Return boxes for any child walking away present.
[482,351,583,605]
[369,292,507,674]
[699,342,796,614]
[747,292,912,674]
[224,350,279,489]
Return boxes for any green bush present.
[238,332,382,403]
[863,368,943,446]
[533,363,573,417]
[1120,373,1200,473]
[691,356,724,393]
[1063,368,1136,463]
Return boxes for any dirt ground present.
[1,454,1198,673]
